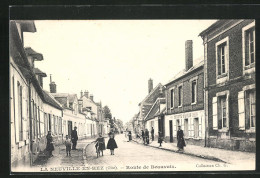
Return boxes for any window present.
[44,113,48,136]
[212,92,229,131]
[242,22,255,72]
[217,42,227,75]
[245,90,255,129]
[218,96,227,129]
[191,80,197,104]
[178,85,183,107]
[170,89,174,108]
[17,82,23,141]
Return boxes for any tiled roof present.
[33,68,47,77]
[42,90,63,110]
[24,47,43,61]
[165,57,204,86]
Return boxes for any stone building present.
[10,20,63,168]
[199,19,255,152]
[164,40,205,146]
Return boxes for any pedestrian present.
[71,126,78,150]
[95,133,106,156]
[158,131,163,147]
[177,126,186,151]
[64,135,72,157]
[151,127,154,141]
[128,131,132,142]
[46,130,54,157]
[141,130,145,144]
[107,132,118,155]
[145,129,149,144]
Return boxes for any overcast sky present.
[23,20,216,124]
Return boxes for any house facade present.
[10,20,63,168]
[164,40,205,146]
[199,19,255,152]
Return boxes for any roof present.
[15,20,37,33]
[34,68,47,77]
[139,83,163,105]
[199,20,228,37]
[43,90,63,110]
[144,98,166,121]
[68,94,77,103]
[165,57,204,86]
[25,47,43,61]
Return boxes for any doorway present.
[184,119,189,137]
[68,121,72,138]
[169,120,173,143]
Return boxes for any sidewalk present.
[33,138,96,167]
[132,137,255,165]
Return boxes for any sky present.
[23,20,216,124]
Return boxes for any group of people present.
[138,126,186,151]
[46,126,79,157]
[95,131,118,155]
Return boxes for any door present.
[169,120,173,143]
[184,119,189,137]
[68,121,72,138]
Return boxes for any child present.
[64,135,72,157]
[107,132,118,155]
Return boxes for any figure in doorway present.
[71,126,78,150]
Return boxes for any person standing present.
[141,130,145,144]
[177,126,186,151]
[107,132,118,155]
[151,127,154,141]
[64,135,72,157]
[158,131,163,147]
[145,129,149,145]
[71,126,78,150]
[95,134,105,156]
[46,131,54,157]
[128,131,132,142]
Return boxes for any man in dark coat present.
[151,127,154,141]
[141,130,145,144]
[144,129,149,145]
[177,126,186,151]
[158,131,163,147]
[71,126,78,150]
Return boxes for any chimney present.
[148,78,153,94]
[80,90,83,98]
[84,90,89,98]
[185,40,193,71]
[90,94,93,101]
[49,74,57,93]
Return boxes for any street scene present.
[10,19,255,172]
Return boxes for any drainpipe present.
[28,78,33,166]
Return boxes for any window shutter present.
[198,117,202,137]
[191,118,194,137]
[212,97,218,130]
[238,91,245,130]
[225,45,228,73]
[226,93,230,129]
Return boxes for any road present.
[84,134,221,171]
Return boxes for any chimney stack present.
[80,90,83,98]
[49,74,57,93]
[90,94,93,101]
[148,78,153,94]
[185,40,193,71]
[84,90,89,98]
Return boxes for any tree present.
[103,105,112,119]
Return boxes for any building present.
[138,79,165,131]
[164,40,205,146]
[10,20,63,168]
[199,19,255,152]
[144,98,166,140]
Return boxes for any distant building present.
[164,40,205,146]
[199,20,255,152]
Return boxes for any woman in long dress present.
[46,131,54,157]
[107,132,118,155]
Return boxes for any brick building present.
[199,20,255,152]
[164,40,205,146]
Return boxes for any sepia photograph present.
[9,18,256,173]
